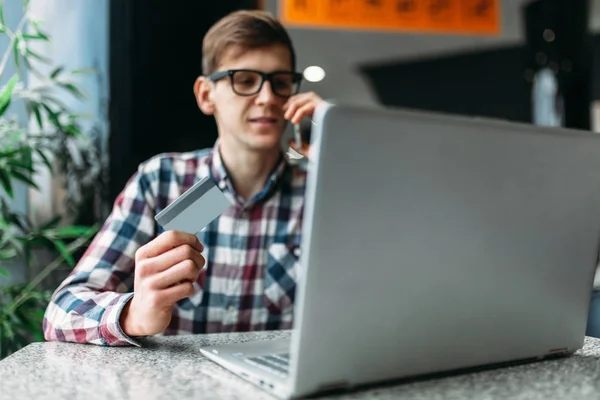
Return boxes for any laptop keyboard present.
[241,353,290,378]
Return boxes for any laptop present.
[200,103,600,399]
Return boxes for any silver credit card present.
[154,176,231,234]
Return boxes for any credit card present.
[154,176,231,234]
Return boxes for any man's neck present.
[218,142,282,201]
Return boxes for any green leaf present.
[41,104,59,126]
[0,268,9,277]
[25,236,52,253]
[40,215,61,230]
[0,169,14,198]
[53,225,95,238]
[22,52,31,67]
[1,320,14,341]
[28,309,46,322]
[21,33,47,41]
[22,236,51,248]
[29,329,43,343]
[31,102,43,130]
[25,49,51,64]
[7,158,35,173]
[0,3,4,26]
[53,239,74,266]
[36,30,49,41]
[21,55,44,81]
[0,75,19,117]
[0,148,22,159]
[68,112,94,120]
[50,66,63,79]
[0,241,18,261]
[13,39,20,69]
[23,0,31,11]
[20,147,33,172]
[20,315,42,334]
[30,23,49,42]
[0,249,17,262]
[71,68,96,75]
[16,314,41,340]
[23,244,32,267]
[30,19,41,31]
[59,83,85,100]
[10,170,39,190]
[41,95,67,111]
[9,311,25,328]
[64,124,82,137]
[0,331,5,360]
[35,149,53,173]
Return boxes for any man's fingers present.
[159,281,196,305]
[137,230,203,260]
[283,92,314,111]
[284,92,316,107]
[140,242,205,276]
[290,104,315,124]
[284,97,312,120]
[149,258,203,290]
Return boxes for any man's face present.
[199,44,294,153]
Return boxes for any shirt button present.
[228,306,235,313]
[293,248,301,257]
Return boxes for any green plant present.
[0,1,102,359]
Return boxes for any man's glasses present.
[207,69,303,98]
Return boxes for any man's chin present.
[247,141,282,153]
[246,133,284,151]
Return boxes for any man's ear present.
[193,76,215,115]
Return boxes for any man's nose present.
[255,80,277,104]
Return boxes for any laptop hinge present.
[318,380,350,392]
[546,347,569,356]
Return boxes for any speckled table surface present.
[1,331,599,400]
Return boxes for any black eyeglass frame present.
[207,69,304,98]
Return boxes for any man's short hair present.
[202,10,297,76]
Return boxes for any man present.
[43,9,325,346]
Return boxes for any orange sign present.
[279,0,501,35]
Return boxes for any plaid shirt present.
[43,143,306,346]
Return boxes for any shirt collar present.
[209,139,289,205]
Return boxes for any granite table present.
[1,331,600,400]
